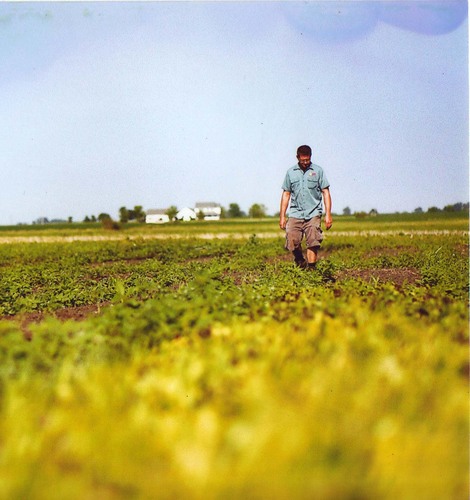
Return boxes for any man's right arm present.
[279,190,291,230]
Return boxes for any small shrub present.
[101,217,121,231]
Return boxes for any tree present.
[119,206,129,223]
[197,210,205,221]
[98,213,111,222]
[228,203,242,218]
[119,205,146,223]
[166,206,178,221]
[414,207,423,213]
[249,203,267,218]
[427,206,441,213]
[67,217,73,223]
[133,205,146,223]
[343,206,351,216]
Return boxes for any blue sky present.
[0,1,468,224]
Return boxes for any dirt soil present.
[2,304,108,339]
[336,268,421,286]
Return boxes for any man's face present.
[297,154,311,169]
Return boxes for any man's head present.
[296,145,312,169]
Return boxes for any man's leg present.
[293,247,307,268]
[305,217,323,270]
[285,218,307,268]
[306,247,319,270]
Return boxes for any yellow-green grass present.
[0,299,467,499]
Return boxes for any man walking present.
[279,145,332,269]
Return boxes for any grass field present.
[1,211,468,237]
[0,213,468,499]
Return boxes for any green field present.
[0,214,468,499]
[1,211,468,237]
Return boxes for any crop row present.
[0,233,468,317]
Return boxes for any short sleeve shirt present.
[282,163,330,219]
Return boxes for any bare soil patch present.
[336,268,420,286]
[2,303,109,339]
[455,244,469,257]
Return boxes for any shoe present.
[295,259,308,269]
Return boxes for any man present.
[279,145,332,269]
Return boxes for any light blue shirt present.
[282,163,330,219]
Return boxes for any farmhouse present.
[195,202,222,221]
[145,209,170,224]
[175,207,197,222]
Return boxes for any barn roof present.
[195,202,220,208]
[146,209,168,215]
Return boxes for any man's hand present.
[321,188,333,230]
[324,214,333,230]
[279,191,291,231]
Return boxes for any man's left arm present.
[322,187,333,230]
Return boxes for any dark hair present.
[297,145,312,156]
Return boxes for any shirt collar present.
[294,163,314,172]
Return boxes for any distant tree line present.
[32,201,468,227]
[75,202,268,225]
[341,202,469,218]
[420,202,469,213]
[114,203,269,223]
[82,214,114,223]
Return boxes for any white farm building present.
[175,207,197,221]
[145,209,170,224]
[195,202,222,221]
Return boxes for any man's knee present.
[285,235,303,251]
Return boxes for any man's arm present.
[322,187,333,230]
[279,190,291,230]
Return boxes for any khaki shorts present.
[285,217,323,251]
